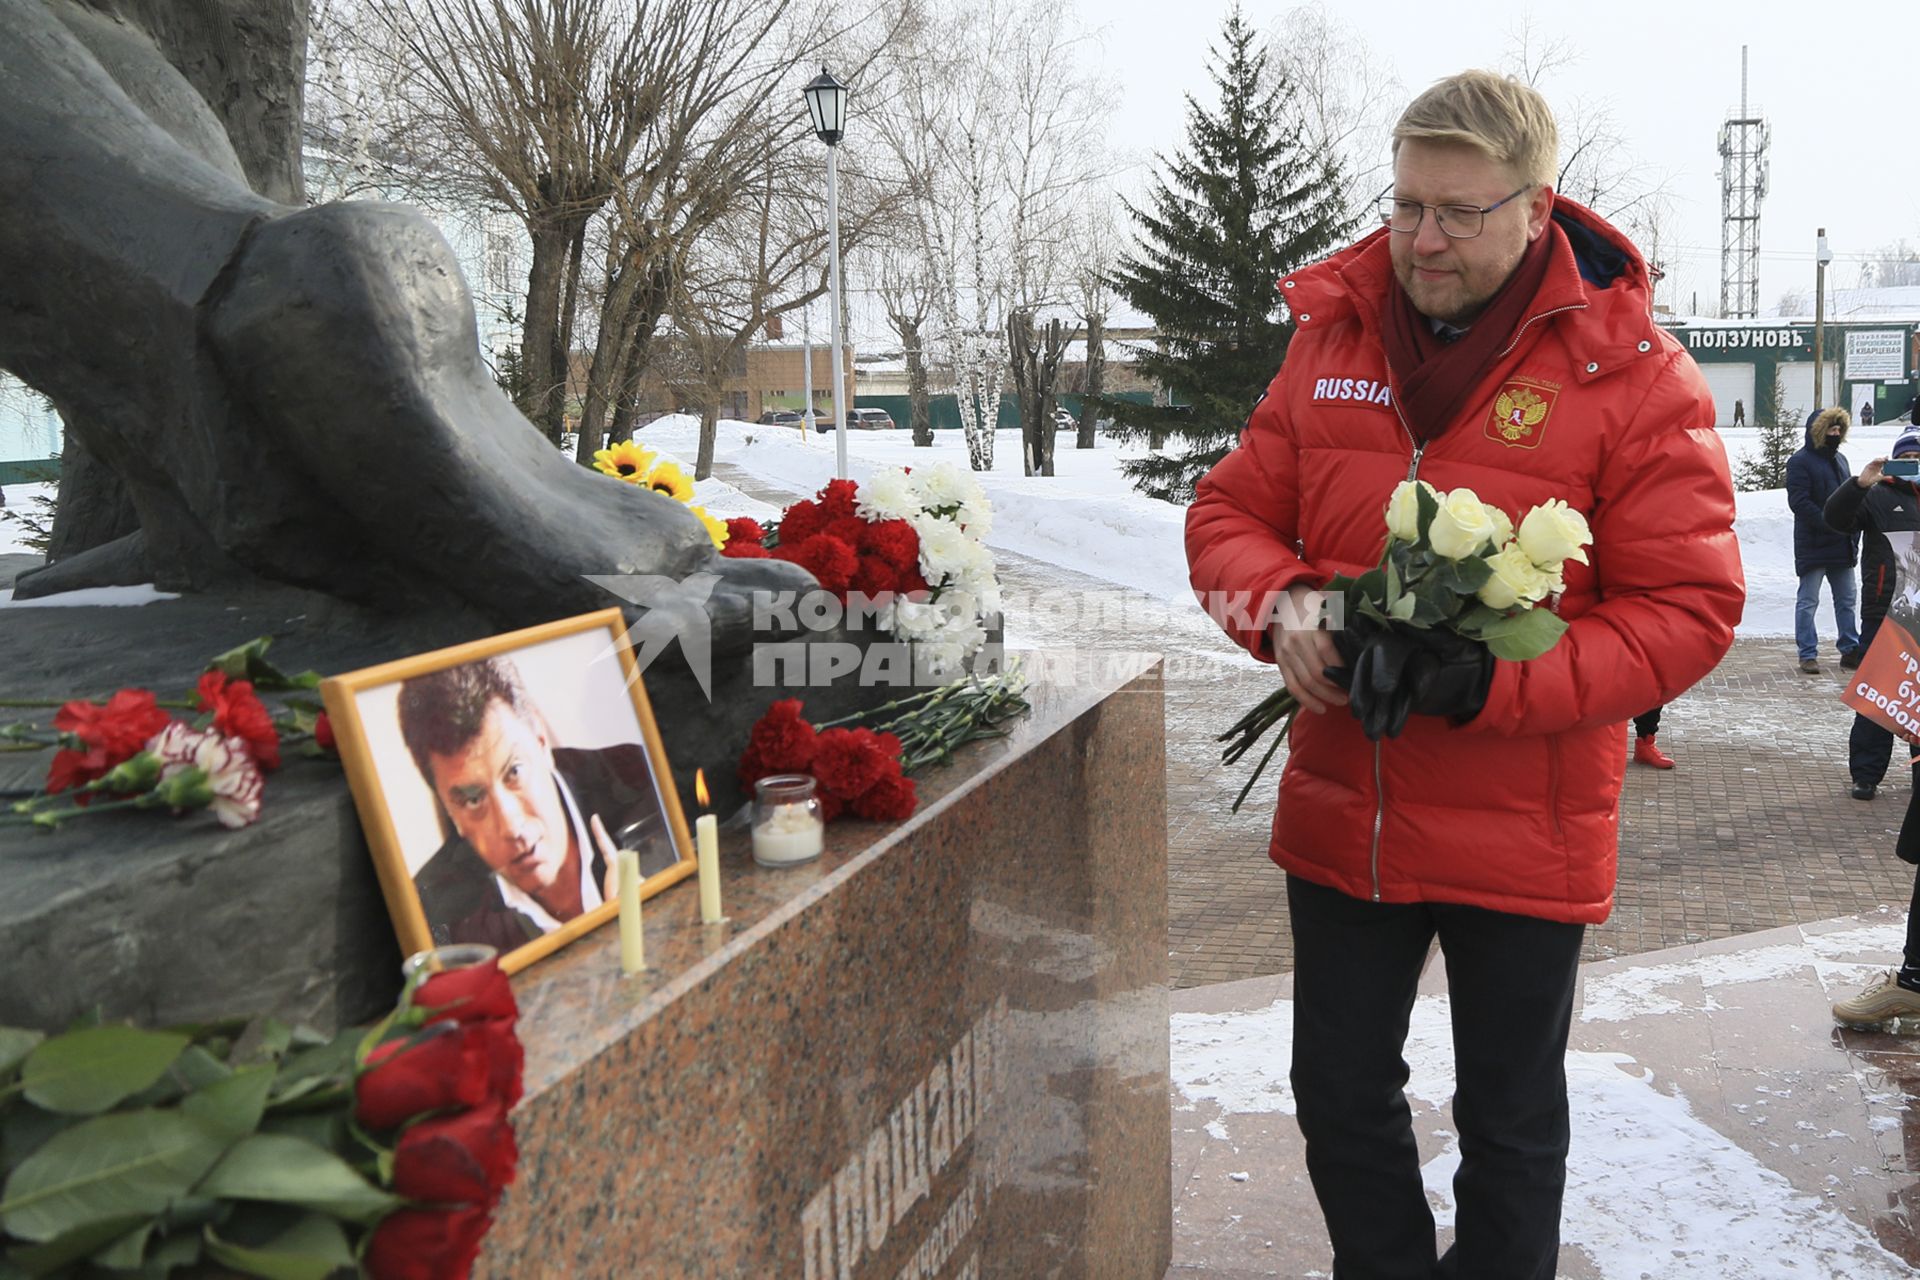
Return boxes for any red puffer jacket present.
[1186,197,1744,924]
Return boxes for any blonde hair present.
[1392,70,1560,188]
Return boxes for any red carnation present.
[391,1099,518,1207]
[811,727,901,802]
[44,745,116,798]
[721,540,771,559]
[823,515,868,548]
[314,712,336,752]
[53,688,170,762]
[738,699,817,788]
[850,554,902,602]
[817,477,860,519]
[363,1205,493,1280]
[852,771,918,822]
[724,517,766,546]
[859,519,921,574]
[778,499,826,545]
[355,1024,492,1132]
[776,533,858,596]
[194,671,281,770]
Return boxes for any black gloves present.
[1328,619,1494,741]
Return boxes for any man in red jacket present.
[1187,72,1742,1279]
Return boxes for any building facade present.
[1659,318,1919,427]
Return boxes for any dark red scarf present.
[1381,226,1557,443]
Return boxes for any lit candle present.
[695,769,723,923]
[617,847,645,974]
[751,775,825,866]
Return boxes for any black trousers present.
[1631,706,1661,738]
[1287,874,1586,1280]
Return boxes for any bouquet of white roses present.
[1219,480,1593,811]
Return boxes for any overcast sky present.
[1080,0,1918,319]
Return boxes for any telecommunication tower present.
[1717,46,1770,319]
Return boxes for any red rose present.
[314,712,336,751]
[778,499,825,544]
[724,517,766,546]
[817,478,860,520]
[738,699,817,788]
[859,519,921,574]
[391,1100,518,1207]
[355,1025,493,1132]
[414,959,518,1026]
[852,771,918,822]
[362,1205,493,1280]
[194,671,281,770]
[53,688,170,761]
[811,727,900,802]
[721,540,770,559]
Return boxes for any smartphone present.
[1884,459,1920,480]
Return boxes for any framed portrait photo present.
[321,608,695,974]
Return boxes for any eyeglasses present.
[1377,186,1532,240]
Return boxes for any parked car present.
[758,410,804,427]
[848,408,896,431]
[1052,408,1076,432]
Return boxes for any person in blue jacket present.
[1787,406,1860,673]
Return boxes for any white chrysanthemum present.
[915,463,986,512]
[856,468,921,523]
[915,517,974,580]
[953,498,993,537]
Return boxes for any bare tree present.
[1266,3,1402,222]
[1857,241,1920,289]
[873,245,938,446]
[1068,197,1117,450]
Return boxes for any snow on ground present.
[0,483,54,557]
[1171,937,1918,1279]
[634,414,1909,644]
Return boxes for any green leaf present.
[1413,481,1440,546]
[1441,554,1493,593]
[1476,607,1569,662]
[89,1218,151,1269]
[181,1068,273,1145]
[195,1135,398,1225]
[0,1109,229,1243]
[2,1106,71,1183]
[0,1031,44,1081]
[204,1214,355,1280]
[20,1029,190,1116]
[3,1214,148,1276]
[1387,593,1417,622]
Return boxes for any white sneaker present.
[1832,971,1920,1027]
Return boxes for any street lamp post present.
[1814,227,1833,410]
[803,67,851,480]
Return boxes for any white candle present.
[696,813,723,923]
[751,802,824,866]
[617,847,645,974]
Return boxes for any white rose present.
[1384,480,1437,543]
[1477,542,1554,610]
[857,468,921,522]
[1517,499,1592,569]
[1427,487,1498,559]
[1482,503,1515,548]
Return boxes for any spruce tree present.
[1101,5,1359,503]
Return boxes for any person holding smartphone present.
[1822,429,1920,799]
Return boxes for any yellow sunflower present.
[690,504,729,550]
[592,439,656,483]
[643,461,695,504]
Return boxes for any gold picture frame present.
[321,608,695,974]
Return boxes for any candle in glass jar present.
[752,803,824,864]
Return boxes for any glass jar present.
[401,943,499,988]
[750,774,825,867]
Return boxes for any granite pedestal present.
[483,651,1170,1280]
